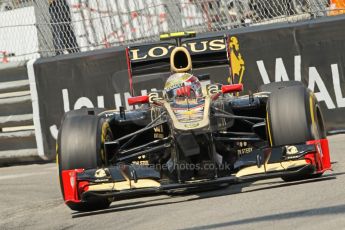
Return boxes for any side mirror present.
[128,95,149,105]
[221,84,243,94]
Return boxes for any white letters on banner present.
[50,90,107,140]
[332,64,345,108]
[49,56,344,140]
[257,55,344,110]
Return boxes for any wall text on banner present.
[257,55,345,110]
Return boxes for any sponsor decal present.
[184,123,199,128]
[206,84,222,95]
[237,147,253,156]
[133,154,149,165]
[148,92,163,103]
[286,146,299,155]
[94,168,111,182]
[284,145,305,160]
[164,73,191,90]
[95,169,107,178]
[229,36,246,85]
[130,38,226,62]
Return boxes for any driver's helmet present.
[164,73,203,102]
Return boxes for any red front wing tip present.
[306,138,331,173]
[62,169,87,204]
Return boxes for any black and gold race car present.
[57,32,331,212]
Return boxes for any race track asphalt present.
[0,134,344,230]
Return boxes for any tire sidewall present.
[267,85,320,147]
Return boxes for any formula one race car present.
[57,32,331,212]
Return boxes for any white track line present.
[0,171,50,181]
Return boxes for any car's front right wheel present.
[265,84,326,182]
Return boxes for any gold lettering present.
[209,39,226,51]
[131,49,147,61]
[188,41,208,53]
[131,39,226,61]
[148,46,169,58]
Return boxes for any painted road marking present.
[0,171,50,181]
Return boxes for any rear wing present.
[126,36,229,76]
[125,34,243,96]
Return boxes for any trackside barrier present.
[2,14,345,164]
[0,61,41,165]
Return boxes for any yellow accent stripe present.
[56,145,59,184]
[170,32,186,37]
[159,34,169,39]
[160,31,196,40]
[309,94,315,125]
[238,66,245,86]
[309,94,316,127]
[100,122,109,163]
[236,67,245,96]
[56,143,59,166]
[266,112,273,146]
[309,93,318,138]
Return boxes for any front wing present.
[61,139,331,206]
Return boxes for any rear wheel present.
[57,110,113,211]
[265,84,326,182]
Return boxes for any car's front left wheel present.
[57,110,113,211]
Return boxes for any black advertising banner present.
[33,15,345,158]
[230,17,345,132]
[33,47,129,158]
